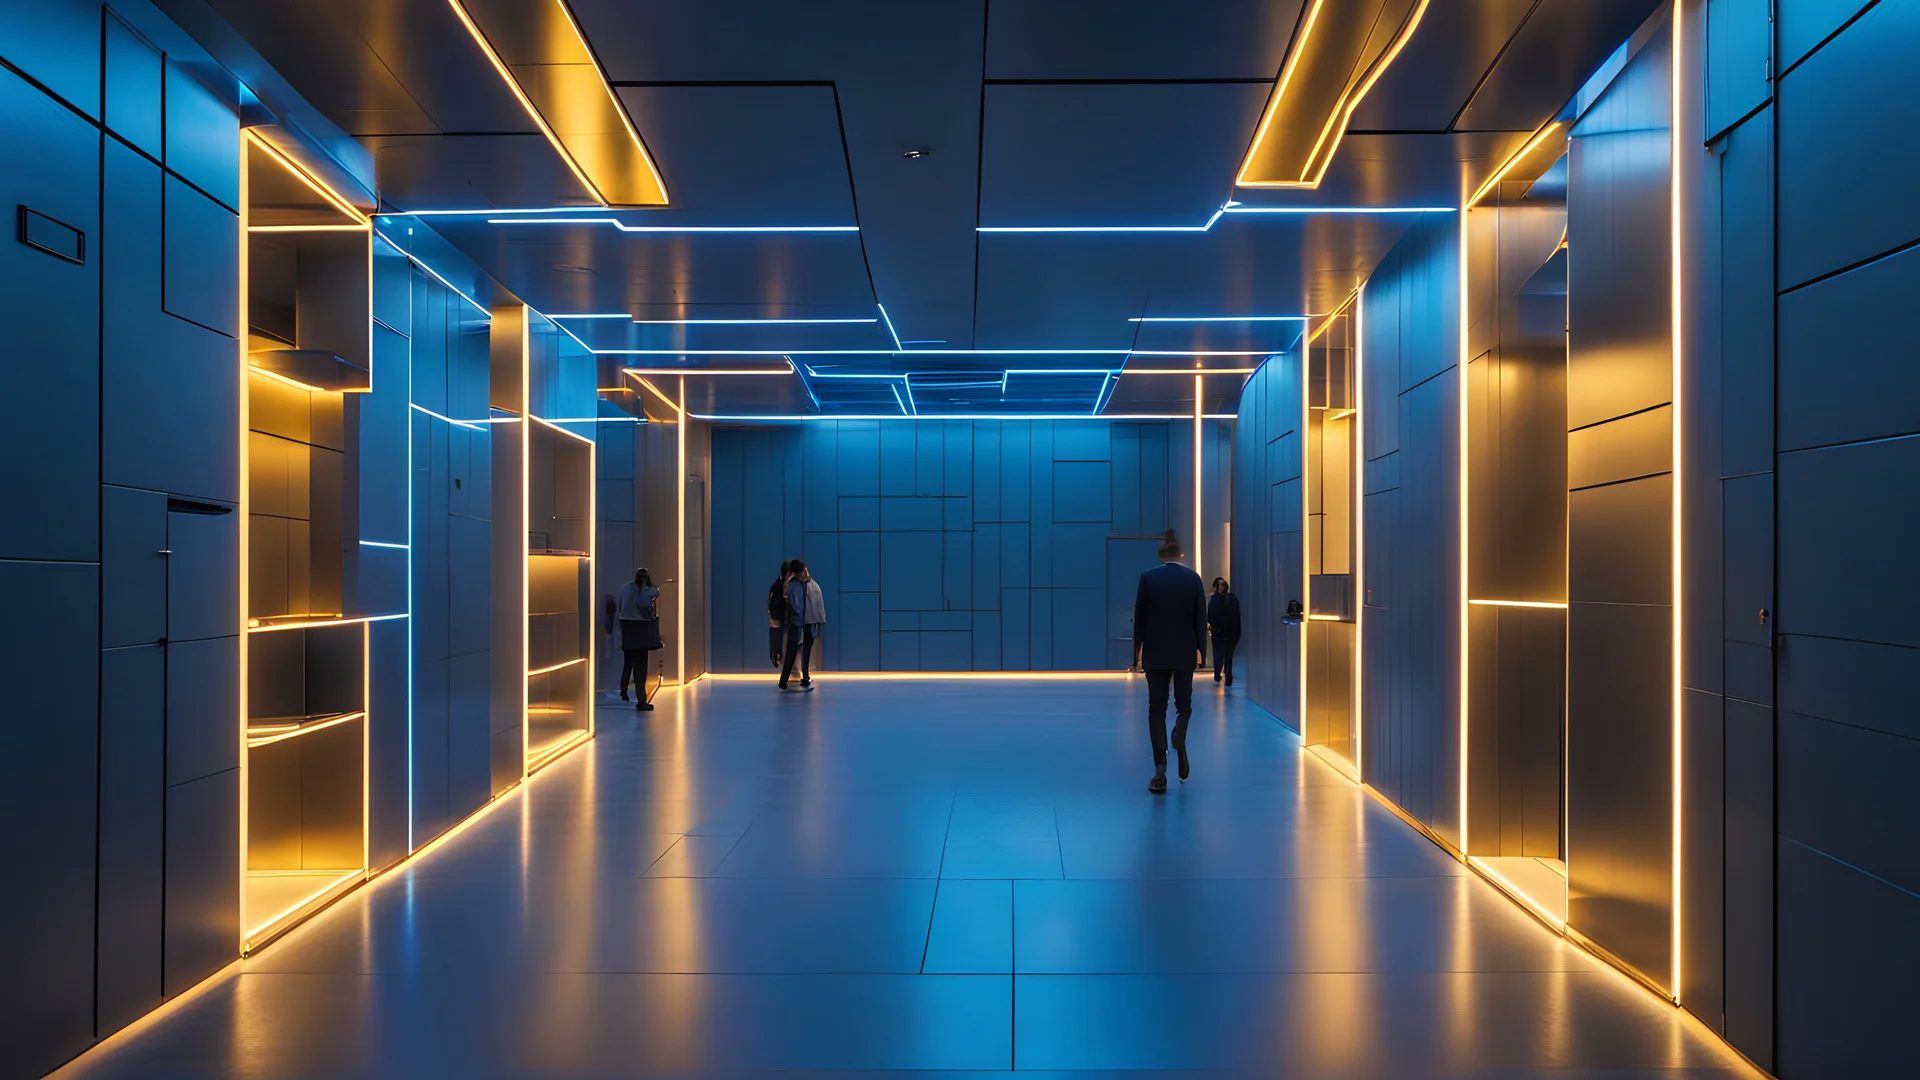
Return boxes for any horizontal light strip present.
[1125,368,1258,375]
[248,613,409,633]
[247,365,336,395]
[692,413,1240,422]
[702,671,1136,682]
[1129,315,1308,322]
[242,869,365,945]
[598,349,1131,356]
[527,657,587,677]
[552,314,878,324]
[247,224,371,233]
[1467,599,1569,609]
[247,711,365,749]
[486,217,857,233]
[409,403,487,431]
[529,414,595,445]
[1469,856,1567,930]
[358,540,409,550]
[979,204,1454,234]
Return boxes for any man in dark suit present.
[1132,530,1208,793]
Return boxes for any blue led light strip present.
[978,203,1455,234]
[486,217,857,233]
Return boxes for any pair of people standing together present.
[1131,531,1240,794]
[767,559,826,690]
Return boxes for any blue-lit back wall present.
[709,419,1228,672]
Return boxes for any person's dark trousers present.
[1212,634,1238,684]
[780,623,817,687]
[619,648,645,697]
[1144,667,1194,762]
[769,626,784,668]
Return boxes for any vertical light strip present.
[1457,193,1472,855]
[520,309,532,782]
[362,623,371,873]
[1353,286,1365,779]
[1194,374,1205,580]
[1668,3,1685,1002]
[1299,345,1309,734]
[403,237,416,852]
[586,430,597,739]
[235,138,252,945]
[677,376,687,686]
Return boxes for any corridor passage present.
[58,680,1758,1078]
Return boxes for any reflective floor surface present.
[56,677,1762,1079]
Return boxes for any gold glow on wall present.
[446,0,669,207]
[1236,0,1431,189]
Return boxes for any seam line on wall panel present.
[1776,630,1918,652]
[1780,836,1919,900]
[1774,0,1884,82]
[1566,400,1672,434]
[1718,468,1773,481]
[1704,98,1773,149]
[1776,709,1920,746]
[1396,362,1459,397]
[1776,232,1920,298]
[1444,0,1549,132]
[1774,430,1920,456]
[1569,468,1673,493]
[971,1,990,350]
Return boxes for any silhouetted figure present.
[802,565,827,676]
[1208,577,1242,687]
[616,567,662,710]
[1132,530,1207,793]
[779,559,817,691]
[767,561,793,669]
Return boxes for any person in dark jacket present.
[767,561,793,668]
[779,559,816,691]
[615,568,662,710]
[1132,530,1207,793]
[1208,577,1242,687]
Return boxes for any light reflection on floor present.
[55,677,1762,1078]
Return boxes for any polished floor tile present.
[54,678,1760,1078]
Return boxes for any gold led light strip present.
[246,710,365,749]
[445,0,668,207]
[1466,121,1567,209]
[527,656,586,677]
[1237,0,1432,189]
[243,130,369,226]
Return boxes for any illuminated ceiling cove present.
[191,0,1664,417]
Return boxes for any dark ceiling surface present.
[192,0,1661,417]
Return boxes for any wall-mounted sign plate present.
[17,206,86,265]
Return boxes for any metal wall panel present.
[162,57,238,210]
[708,419,1200,673]
[0,560,98,1078]
[1778,241,1920,452]
[167,501,239,643]
[104,485,169,649]
[97,643,165,1036]
[161,173,238,335]
[161,767,238,996]
[103,8,164,157]
[104,142,241,504]
[164,634,239,787]
[0,0,100,118]
[0,66,100,563]
[1776,0,1920,289]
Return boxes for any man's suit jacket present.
[1133,561,1207,670]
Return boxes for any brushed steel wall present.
[1564,20,1674,991]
